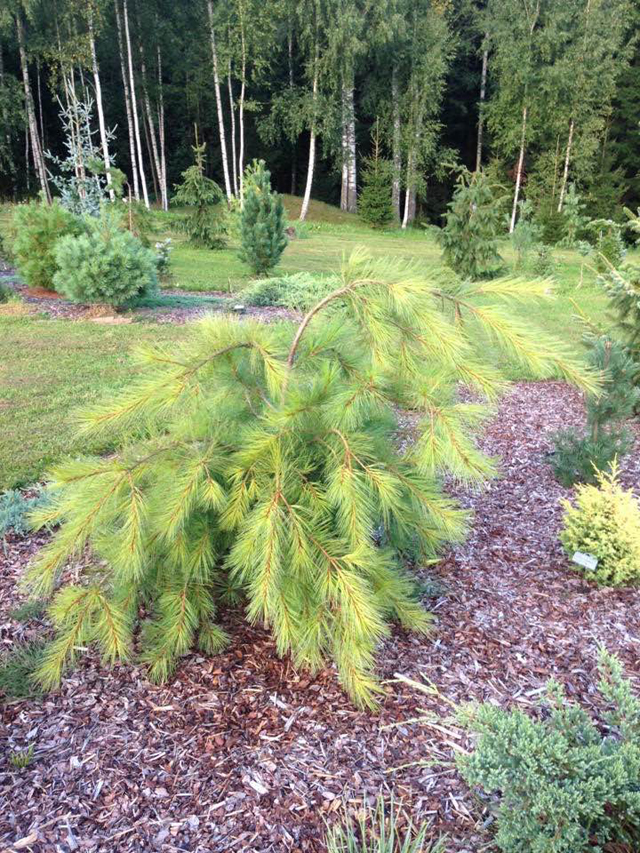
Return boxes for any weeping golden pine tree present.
[26,249,597,706]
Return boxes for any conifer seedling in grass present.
[25,250,597,707]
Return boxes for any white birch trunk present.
[123,0,149,208]
[476,40,488,172]
[346,84,357,212]
[300,39,319,222]
[340,82,348,210]
[207,0,232,201]
[228,62,239,196]
[89,13,114,200]
[115,0,139,200]
[401,156,415,229]
[557,119,575,212]
[138,38,163,208]
[157,44,168,210]
[401,90,424,229]
[510,104,528,233]
[391,65,401,222]
[340,78,357,213]
[16,13,50,203]
[237,4,247,200]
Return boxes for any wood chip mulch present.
[1,381,640,853]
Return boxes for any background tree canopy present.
[0,0,638,225]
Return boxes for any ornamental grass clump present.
[560,463,640,586]
[25,249,595,706]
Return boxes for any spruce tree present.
[359,122,394,229]
[173,132,226,249]
[239,160,287,275]
[26,251,596,707]
[439,169,504,280]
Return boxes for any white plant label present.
[572,551,598,571]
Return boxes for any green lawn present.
[0,317,182,489]
[0,196,635,491]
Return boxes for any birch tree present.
[206,0,233,200]
[114,0,139,199]
[485,0,546,232]
[87,2,114,199]
[7,3,51,202]
[398,0,454,228]
[554,0,630,211]
[297,0,328,221]
[326,0,366,212]
[122,0,149,207]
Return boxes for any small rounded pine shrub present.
[53,210,158,306]
[560,464,640,586]
[12,200,82,291]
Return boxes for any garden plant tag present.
[572,551,598,571]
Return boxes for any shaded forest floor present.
[2,381,640,853]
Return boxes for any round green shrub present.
[53,211,158,306]
[12,200,83,291]
[560,464,640,586]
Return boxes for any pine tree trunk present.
[475,39,488,172]
[207,0,233,201]
[391,65,401,222]
[300,28,319,222]
[509,103,528,233]
[138,37,163,208]
[557,118,575,213]
[123,0,149,208]
[89,12,114,200]
[115,0,139,200]
[157,44,168,210]
[16,13,50,203]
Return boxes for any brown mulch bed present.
[1,270,299,325]
[2,381,640,852]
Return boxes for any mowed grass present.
[0,317,183,489]
[0,196,636,490]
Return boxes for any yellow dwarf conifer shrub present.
[560,463,640,586]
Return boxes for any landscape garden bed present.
[2,380,639,852]
[0,269,300,326]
